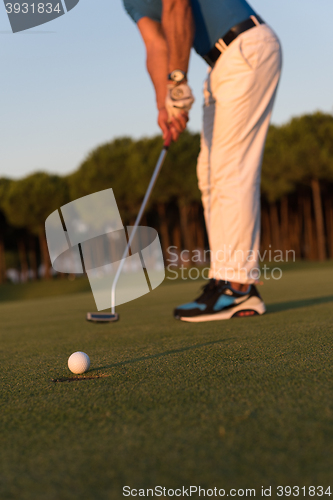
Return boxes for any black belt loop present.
[203,15,265,67]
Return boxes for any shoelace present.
[196,279,224,303]
[199,279,237,300]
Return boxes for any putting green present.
[0,263,332,499]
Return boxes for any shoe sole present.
[178,296,266,323]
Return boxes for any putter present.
[86,136,171,323]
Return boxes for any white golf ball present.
[68,351,90,374]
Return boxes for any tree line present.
[0,111,332,283]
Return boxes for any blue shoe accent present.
[177,302,207,311]
[213,295,235,311]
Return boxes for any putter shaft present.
[111,144,169,314]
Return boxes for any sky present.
[0,0,332,178]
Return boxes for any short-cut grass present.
[0,263,332,499]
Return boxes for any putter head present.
[86,312,119,323]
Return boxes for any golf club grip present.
[164,131,172,149]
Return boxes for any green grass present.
[0,276,91,303]
[0,260,332,303]
[0,264,333,499]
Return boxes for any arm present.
[137,3,194,143]
[138,17,186,142]
[137,18,169,119]
[162,0,194,74]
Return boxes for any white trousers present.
[197,23,282,284]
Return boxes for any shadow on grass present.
[52,338,232,382]
[267,295,333,314]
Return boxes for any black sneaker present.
[173,279,266,322]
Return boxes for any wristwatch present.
[168,69,187,83]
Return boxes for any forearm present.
[162,0,194,73]
[146,40,169,110]
[137,15,192,143]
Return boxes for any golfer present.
[123,0,282,322]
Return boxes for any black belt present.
[203,15,265,67]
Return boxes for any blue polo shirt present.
[123,0,258,57]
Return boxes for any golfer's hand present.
[158,107,188,143]
[166,82,194,118]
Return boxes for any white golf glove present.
[165,83,195,120]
